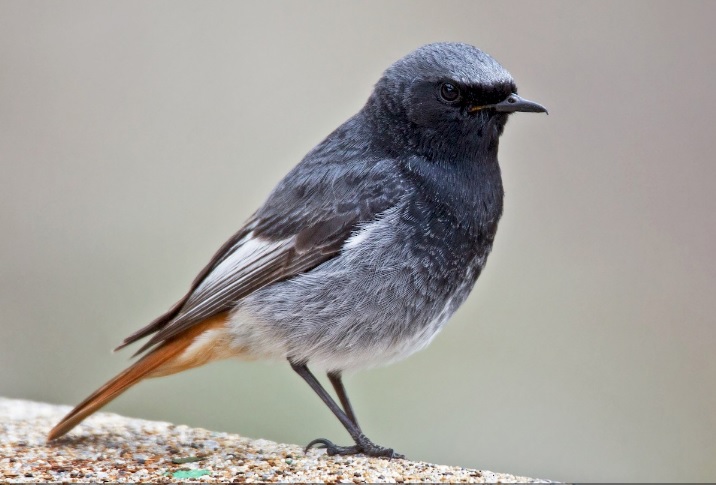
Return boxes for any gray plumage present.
[98,41,547,457]
[120,43,517,365]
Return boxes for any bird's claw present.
[304,437,404,459]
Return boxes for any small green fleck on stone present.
[285,458,293,465]
[172,469,211,479]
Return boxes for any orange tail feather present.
[47,313,230,441]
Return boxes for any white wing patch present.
[198,232,287,289]
[178,232,293,322]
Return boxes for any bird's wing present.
[116,155,406,356]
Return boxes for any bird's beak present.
[491,94,548,114]
[469,94,548,114]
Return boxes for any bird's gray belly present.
[232,206,489,371]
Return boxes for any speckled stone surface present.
[0,397,552,483]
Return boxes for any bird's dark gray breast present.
[398,154,505,300]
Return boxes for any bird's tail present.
[47,313,233,441]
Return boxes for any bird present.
[47,42,547,458]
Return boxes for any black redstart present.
[48,42,547,458]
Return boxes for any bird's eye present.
[439,82,461,103]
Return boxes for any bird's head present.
[365,42,546,162]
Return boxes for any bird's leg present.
[289,361,403,459]
[327,371,358,427]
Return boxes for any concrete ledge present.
[0,397,550,483]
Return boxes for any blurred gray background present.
[1,1,715,482]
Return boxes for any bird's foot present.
[305,437,404,459]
